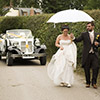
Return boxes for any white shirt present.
[89,30,94,53]
[89,30,94,44]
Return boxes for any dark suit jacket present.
[74,32,100,67]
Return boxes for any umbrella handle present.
[54,23,56,28]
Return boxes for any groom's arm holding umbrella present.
[70,33,83,43]
[70,32,100,49]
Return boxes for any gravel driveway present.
[0,59,100,100]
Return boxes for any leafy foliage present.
[20,0,40,8]
[84,0,100,10]
[41,0,87,13]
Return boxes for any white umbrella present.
[47,9,94,24]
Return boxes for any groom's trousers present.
[84,53,99,85]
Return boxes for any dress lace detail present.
[47,40,77,85]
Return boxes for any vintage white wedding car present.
[0,29,46,66]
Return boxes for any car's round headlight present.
[35,38,40,46]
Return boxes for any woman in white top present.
[47,25,77,88]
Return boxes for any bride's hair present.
[61,25,69,31]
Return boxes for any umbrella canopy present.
[47,9,94,23]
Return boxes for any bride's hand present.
[60,46,64,50]
[70,33,74,39]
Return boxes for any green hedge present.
[0,10,100,63]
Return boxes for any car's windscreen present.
[6,30,32,39]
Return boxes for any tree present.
[0,0,11,15]
[20,0,40,8]
[41,0,69,13]
[11,0,20,7]
[41,0,87,13]
[84,0,100,9]
[0,0,20,8]
[69,0,87,10]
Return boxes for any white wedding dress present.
[47,40,77,85]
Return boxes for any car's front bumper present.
[12,53,46,59]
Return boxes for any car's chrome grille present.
[28,41,32,52]
[21,41,26,52]
[21,41,33,53]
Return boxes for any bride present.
[47,25,77,88]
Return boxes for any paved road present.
[0,59,100,100]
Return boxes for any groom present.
[71,22,100,89]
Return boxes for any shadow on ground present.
[0,59,42,67]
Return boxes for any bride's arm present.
[55,35,63,50]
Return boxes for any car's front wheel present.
[40,56,46,65]
[6,51,13,66]
[0,51,1,60]
[0,55,1,60]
